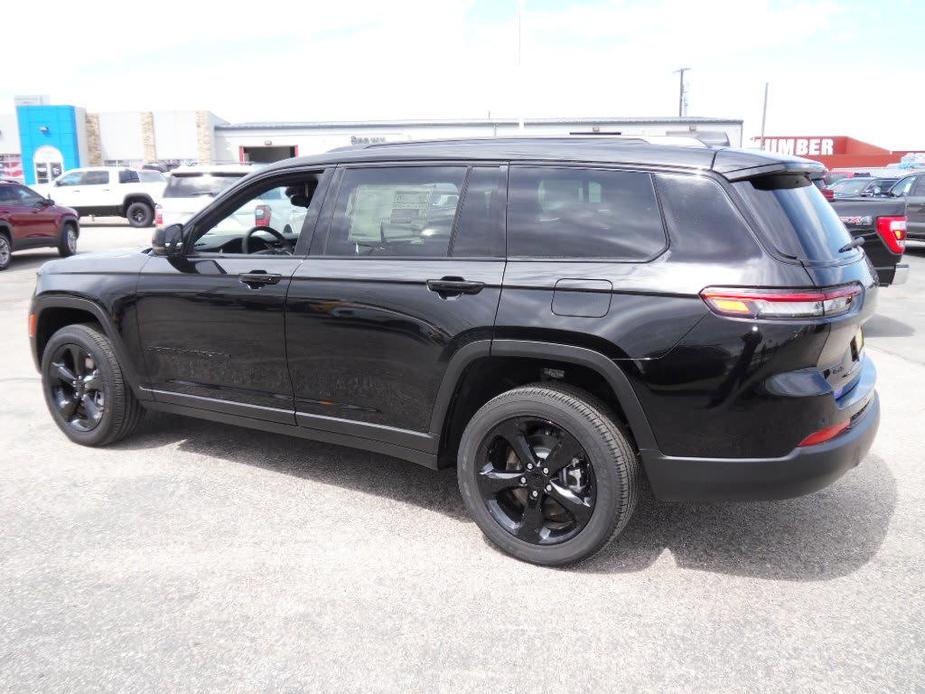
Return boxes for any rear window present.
[734,174,856,262]
[507,167,666,259]
[164,173,244,198]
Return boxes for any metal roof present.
[216,116,743,131]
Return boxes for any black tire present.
[457,383,639,566]
[58,221,78,258]
[0,232,10,271]
[41,323,144,446]
[125,201,154,228]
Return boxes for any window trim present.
[504,163,670,263]
[309,161,507,260]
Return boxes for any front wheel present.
[457,383,639,566]
[125,201,154,228]
[41,323,144,446]
[0,234,10,271]
[58,222,78,257]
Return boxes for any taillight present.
[822,187,835,201]
[154,204,163,226]
[875,216,906,254]
[700,284,862,319]
[798,420,850,447]
[255,204,271,227]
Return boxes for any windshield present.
[163,173,245,198]
[734,174,856,263]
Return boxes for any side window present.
[0,186,18,203]
[507,167,667,259]
[913,176,925,197]
[56,172,84,187]
[450,166,505,257]
[81,171,110,185]
[321,166,466,257]
[191,175,322,255]
[892,176,915,197]
[119,170,140,184]
[14,185,43,204]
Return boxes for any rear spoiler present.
[712,148,826,182]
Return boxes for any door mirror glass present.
[152,224,185,256]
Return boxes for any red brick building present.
[754,135,925,170]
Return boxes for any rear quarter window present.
[733,174,856,263]
[507,167,666,259]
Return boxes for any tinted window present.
[913,176,925,197]
[891,176,915,197]
[164,173,245,198]
[734,174,855,262]
[119,170,140,184]
[322,166,466,257]
[81,171,109,185]
[507,167,666,259]
[450,166,504,257]
[0,186,18,203]
[14,185,43,204]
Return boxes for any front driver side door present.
[906,176,925,240]
[134,168,331,423]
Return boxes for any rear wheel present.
[58,222,78,257]
[0,233,10,271]
[457,383,639,566]
[41,324,144,446]
[126,201,154,228]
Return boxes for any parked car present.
[33,167,166,227]
[831,198,908,285]
[0,181,79,271]
[29,139,880,565]
[900,173,925,240]
[156,164,305,243]
[829,176,899,199]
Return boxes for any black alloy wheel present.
[476,416,596,545]
[47,343,106,432]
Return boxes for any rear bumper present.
[642,391,880,502]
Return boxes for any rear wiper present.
[839,237,865,253]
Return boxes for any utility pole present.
[759,82,769,149]
[674,67,691,117]
[517,0,525,131]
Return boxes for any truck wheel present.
[58,222,78,257]
[41,323,144,446]
[126,201,154,228]
[457,383,639,566]
[0,233,10,271]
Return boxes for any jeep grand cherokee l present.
[29,139,880,566]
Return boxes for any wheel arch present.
[431,339,657,467]
[32,295,150,400]
[121,194,155,215]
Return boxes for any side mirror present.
[43,197,54,207]
[151,223,185,257]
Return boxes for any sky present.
[2,0,923,149]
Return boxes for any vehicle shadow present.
[2,252,61,274]
[117,413,896,581]
[863,313,916,338]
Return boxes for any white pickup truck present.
[34,167,167,227]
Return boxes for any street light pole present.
[674,67,691,117]
[759,82,769,150]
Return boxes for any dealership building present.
[756,135,925,170]
[0,96,744,184]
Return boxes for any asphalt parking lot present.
[1,223,923,692]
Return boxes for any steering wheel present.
[242,226,294,255]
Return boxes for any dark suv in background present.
[29,139,880,565]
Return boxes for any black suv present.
[30,139,880,566]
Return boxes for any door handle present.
[426,276,485,297]
[240,272,282,289]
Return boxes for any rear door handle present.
[426,276,485,297]
[240,272,282,289]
